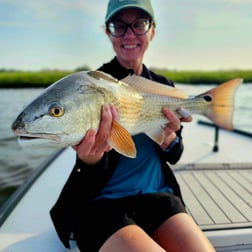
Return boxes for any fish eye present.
[49,104,64,117]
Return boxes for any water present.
[0,88,59,207]
[0,84,252,208]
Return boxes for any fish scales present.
[127,94,202,133]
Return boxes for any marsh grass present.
[0,69,251,88]
[152,69,252,84]
[0,71,71,88]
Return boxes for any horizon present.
[1,0,252,71]
[1,66,252,73]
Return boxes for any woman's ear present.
[150,27,155,41]
[105,27,110,36]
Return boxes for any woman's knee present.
[152,213,215,252]
[100,224,165,252]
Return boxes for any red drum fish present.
[12,71,242,158]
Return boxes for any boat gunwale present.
[0,148,66,227]
[198,120,252,138]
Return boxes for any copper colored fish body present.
[12,70,243,158]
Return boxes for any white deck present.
[0,121,251,251]
[0,148,76,252]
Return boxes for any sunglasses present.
[107,18,153,37]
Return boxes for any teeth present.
[123,45,137,49]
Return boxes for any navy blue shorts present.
[73,192,186,252]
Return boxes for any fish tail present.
[200,78,243,130]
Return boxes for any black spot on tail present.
[203,95,212,102]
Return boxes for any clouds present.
[0,0,251,70]
[0,0,107,34]
[147,0,252,69]
[0,0,110,70]
[0,0,105,19]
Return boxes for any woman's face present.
[106,8,155,69]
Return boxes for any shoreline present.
[1,69,252,88]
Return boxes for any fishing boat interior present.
[0,120,251,251]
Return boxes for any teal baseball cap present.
[105,0,155,24]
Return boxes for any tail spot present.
[203,95,212,102]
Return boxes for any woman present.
[50,0,215,251]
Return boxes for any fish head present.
[11,72,102,147]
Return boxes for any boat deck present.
[172,121,252,250]
[0,121,252,251]
[173,121,252,232]
[175,164,252,230]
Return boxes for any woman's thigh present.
[152,213,216,252]
[100,224,165,252]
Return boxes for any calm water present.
[0,84,252,207]
[0,88,58,207]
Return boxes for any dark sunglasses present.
[107,18,153,37]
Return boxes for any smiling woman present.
[1,1,252,252]
[48,1,216,252]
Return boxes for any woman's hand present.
[161,107,192,149]
[72,104,119,165]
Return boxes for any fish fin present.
[121,75,188,99]
[145,128,165,145]
[108,120,136,158]
[201,78,243,130]
[87,70,118,83]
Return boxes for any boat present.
[0,119,251,251]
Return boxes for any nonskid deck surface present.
[173,121,252,230]
[176,165,252,230]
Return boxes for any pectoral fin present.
[108,120,136,158]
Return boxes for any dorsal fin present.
[87,70,118,83]
[121,75,188,99]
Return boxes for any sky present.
[0,0,252,71]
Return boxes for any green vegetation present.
[0,70,72,88]
[0,68,252,88]
[151,69,252,84]
[0,65,90,88]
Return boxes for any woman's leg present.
[100,224,166,252]
[152,213,216,252]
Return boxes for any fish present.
[11,70,243,158]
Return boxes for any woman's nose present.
[124,26,136,38]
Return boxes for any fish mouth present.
[16,133,61,146]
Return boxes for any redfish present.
[12,71,242,158]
